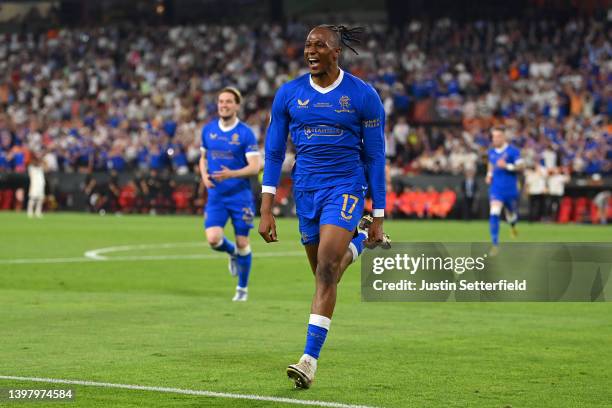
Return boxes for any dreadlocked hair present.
[322,25,365,55]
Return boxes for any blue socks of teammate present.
[236,246,252,289]
[348,231,368,263]
[212,236,236,255]
[212,237,250,289]
[304,314,331,359]
[489,214,500,246]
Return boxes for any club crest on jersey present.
[297,99,310,108]
[335,95,354,113]
[229,133,241,145]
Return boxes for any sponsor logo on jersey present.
[297,99,310,108]
[209,132,218,140]
[303,125,344,139]
[362,118,381,128]
[210,150,234,160]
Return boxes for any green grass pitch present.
[0,212,611,407]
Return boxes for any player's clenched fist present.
[258,212,278,242]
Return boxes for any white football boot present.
[232,287,248,302]
[287,354,317,389]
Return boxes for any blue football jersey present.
[488,144,521,196]
[262,69,386,211]
[201,119,259,195]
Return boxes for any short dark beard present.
[219,113,236,121]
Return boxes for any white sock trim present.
[301,354,319,365]
[236,286,248,292]
[211,238,224,248]
[237,245,251,256]
[348,242,359,263]
[309,314,331,330]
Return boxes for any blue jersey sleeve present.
[361,85,386,215]
[510,146,521,164]
[242,126,259,157]
[200,125,208,151]
[262,85,290,193]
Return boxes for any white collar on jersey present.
[494,143,508,154]
[309,69,344,94]
[218,118,239,132]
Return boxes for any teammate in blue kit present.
[199,87,261,302]
[486,126,524,253]
[259,25,389,388]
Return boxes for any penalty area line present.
[0,375,380,408]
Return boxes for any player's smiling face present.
[491,130,506,148]
[304,28,340,76]
[217,92,239,120]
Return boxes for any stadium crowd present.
[0,17,610,180]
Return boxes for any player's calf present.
[206,229,239,276]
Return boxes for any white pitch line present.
[0,375,380,408]
[84,242,206,260]
[0,251,305,265]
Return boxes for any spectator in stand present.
[140,168,162,214]
[27,154,46,218]
[524,164,548,222]
[593,190,610,224]
[0,16,608,208]
[460,167,479,220]
[546,167,570,221]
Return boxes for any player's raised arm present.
[259,86,289,242]
[361,86,386,243]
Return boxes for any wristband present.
[372,209,385,218]
[262,185,277,194]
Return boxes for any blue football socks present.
[489,214,500,246]
[236,246,252,289]
[212,236,236,255]
[349,231,368,262]
[304,314,331,359]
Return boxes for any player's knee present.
[490,202,502,216]
[208,238,222,248]
[235,236,250,250]
[207,234,224,248]
[316,258,341,286]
